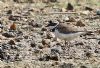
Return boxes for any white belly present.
[54,30,85,41]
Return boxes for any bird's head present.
[46,20,59,32]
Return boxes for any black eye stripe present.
[48,23,57,26]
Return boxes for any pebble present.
[51,45,63,54]
[50,55,58,61]
[85,6,93,11]
[7,10,12,14]
[80,65,87,68]
[8,15,20,21]
[66,3,74,11]
[96,10,100,15]
[98,41,100,44]
[41,27,47,31]
[42,39,50,45]
[75,20,85,27]
[85,52,92,58]
[0,21,3,29]
[39,54,58,61]
[28,20,42,28]
[59,63,75,68]
[38,44,44,49]
[30,41,36,48]
[2,32,15,38]
[50,0,57,2]
[10,23,16,30]
[39,54,50,61]
[33,49,40,53]
[4,66,11,68]
[8,40,15,45]
[80,11,90,15]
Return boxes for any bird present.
[46,20,94,56]
[46,20,92,45]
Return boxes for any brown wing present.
[56,23,79,33]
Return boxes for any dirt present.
[0,1,100,68]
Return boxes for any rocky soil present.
[0,1,100,68]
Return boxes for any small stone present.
[75,20,85,27]
[95,29,100,34]
[61,8,66,12]
[54,61,59,65]
[46,32,54,39]
[30,42,36,48]
[75,42,84,45]
[66,3,74,11]
[64,16,69,21]
[97,10,100,15]
[8,40,15,45]
[85,46,91,49]
[41,27,47,31]
[10,23,16,30]
[16,31,23,36]
[4,66,11,68]
[42,39,46,45]
[39,54,50,61]
[80,65,87,68]
[28,20,42,28]
[24,35,28,39]
[0,21,3,29]
[39,57,44,61]
[51,45,63,54]
[0,48,5,60]
[28,20,34,26]
[80,11,90,15]
[42,0,49,3]
[50,0,57,2]
[2,32,15,38]
[44,54,51,61]
[14,38,20,42]
[50,55,58,61]
[98,41,100,44]
[34,49,40,53]
[85,6,93,11]
[59,63,74,68]
[7,10,12,14]
[42,39,50,45]
[8,15,20,21]
[38,45,44,49]
[85,52,92,58]
[94,49,99,53]
[10,45,18,50]
[0,35,6,40]
[14,53,22,61]
[68,17,76,22]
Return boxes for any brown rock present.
[66,3,74,11]
[7,10,12,14]
[42,39,50,45]
[85,6,93,11]
[8,40,15,45]
[10,23,16,30]
[85,52,92,58]
[75,20,85,27]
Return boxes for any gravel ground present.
[0,1,100,68]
